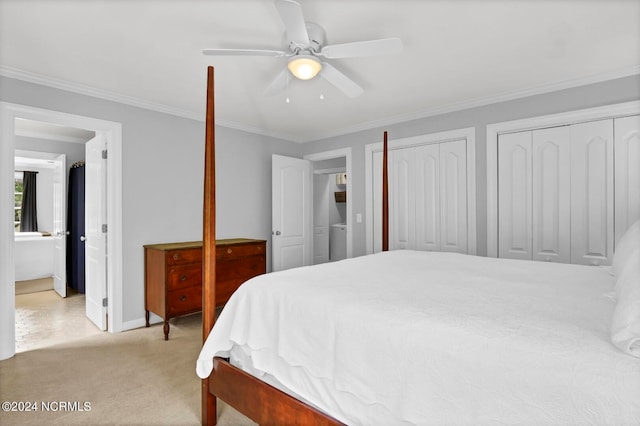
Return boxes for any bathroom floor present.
[15,283,102,353]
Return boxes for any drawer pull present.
[227,248,233,254]
[172,254,179,260]
[180,275,187,281]
[180,295,187,301]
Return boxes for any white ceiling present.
[1,0,639,143]
[14,118,96,144]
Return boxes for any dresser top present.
[143,238,265,251]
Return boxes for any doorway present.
[271,148,352,272]
[305,148,353,262]
[0,102,123,361]
[312,160,347,264]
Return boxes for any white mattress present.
[197,250,640,425]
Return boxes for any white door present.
[439,139,467,253]
[570,119,614,266]
[372,150,384,253]
[52,154,66,298]
[532,126,571,263]
[614,114,640,244]
[272,155,312,272]
[373,140,469,254]
[85,134,107,330]
[498,131,533,260]
[415,144,440,251]
[389,147,415,250]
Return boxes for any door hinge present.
[102,149,108,159]
[102,224,108,233]
[102,297,108,307]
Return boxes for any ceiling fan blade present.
[320,62,363,98]
[263,69,289,96]
[321,37,403,59]
[275,0,309,47]
[203,48,286,57]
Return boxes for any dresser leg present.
[163,320,170,340]
[145,310,150,327]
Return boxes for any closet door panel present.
[532,126,571,263]
[390,148,415,250]
[498,131,533,260]
[571,119,614,265]
[372,150,384,253]
[614,115,640,245]
[415,144,440,251]
[440,139,467,253]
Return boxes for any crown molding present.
[304,65,640,143]
[0,66,204,121]
[2,65,638,144]
[0,66,306,142]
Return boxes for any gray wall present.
[300,74,640,257]
[1,75,302,328]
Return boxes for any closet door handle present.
[80,235,87,242]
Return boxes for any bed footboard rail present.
[209,357,344,426]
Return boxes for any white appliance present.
[330,223,347,261]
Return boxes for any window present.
[14,172,23,230]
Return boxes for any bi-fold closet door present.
[498,115,640,266]
[389,139,468,253]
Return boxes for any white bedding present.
[197,251,640,425]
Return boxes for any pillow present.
[613,219,640,279]
[611,249,640,358]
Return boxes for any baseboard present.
[15,277,54,295]
[121,313,164,332]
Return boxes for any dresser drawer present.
[167,263,202,291]
[217,278,245,305]
[216,243,264,260]
[217,256,266,280]
[167,248,202,265]
[167,286,202,316]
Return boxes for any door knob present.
[80,235,87,242]
[274,230,281,236]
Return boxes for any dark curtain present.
[19,171,38,232]
[67,163,86,293]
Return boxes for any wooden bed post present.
[382,130,389,251]
[202,66,217,426]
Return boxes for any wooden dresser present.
[144,238,266,340]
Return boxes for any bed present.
[197,66,640,425]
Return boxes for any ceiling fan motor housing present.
[289,22,325,54]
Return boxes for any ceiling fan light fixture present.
[287,55,322,80]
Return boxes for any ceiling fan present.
[203,0,403,98]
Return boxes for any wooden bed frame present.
[201,66,390,425]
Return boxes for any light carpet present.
[0,312,256,425]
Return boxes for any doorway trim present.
[0,102,123,360]
[304,148,353,259]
